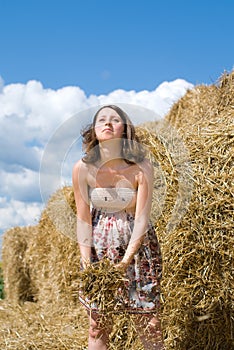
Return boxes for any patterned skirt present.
[79,208,162,314]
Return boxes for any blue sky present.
[0,0,234,95]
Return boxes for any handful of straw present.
[78,258,128,316]
[78,259,145,349]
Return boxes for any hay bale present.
[0,299,88,349]
[153,70,234,349]
[166,84,219,129]
[24,186,80,305]
[218,70,234,111]
[2,226,38,304]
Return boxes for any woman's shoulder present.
[138,158,154,173]
[134,158,154,184]
[72,159,90,181]
[73,158,88,170]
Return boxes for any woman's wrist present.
[116,260,128,272]
[121,255,132,267]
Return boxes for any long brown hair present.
[81,105,146,164]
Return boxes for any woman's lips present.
[102,128,113,132]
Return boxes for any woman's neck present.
[98,140,124,168]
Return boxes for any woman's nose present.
[105,121,112,126]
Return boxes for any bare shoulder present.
[73,159,89,173]
[135,158,154,186]
[138,158,154,176]
[72,159,89,184]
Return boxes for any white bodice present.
[89,187,137,212]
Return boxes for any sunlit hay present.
[2,226,38,304]
[136,125,168,225]
[109,313,144,350]
[78,258,147,349]
[141,70,234,350]
[0,299,88,349]
[78,259,127,317]
[24,186,81,306]
[218,70,234,112]
[137,121,194,237]
[45,185,77,241]
[166,84,219,129]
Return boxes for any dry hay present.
[1,70,233,349]
[78,258,128,316]
[165,84,220,129]
[0,299,88,349]
[151,71,233,349]
[2,226,38,304]
[24,186,80,305]
[0,188,89,349]
[0,298,144,350]
[109,314,141,350]
[77,259,162,349]
[78,258,144,349]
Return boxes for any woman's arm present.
[120,159,154,268]
[72,160,92,268]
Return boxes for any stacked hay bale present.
[24,186,81,306]
[1,187,90,349]
[2,226,38,303]
[152,71,233,349]
[0,299,89,349]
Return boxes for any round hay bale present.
[218,70,234,111]
[2,226,38,304]
[24,186,81,305]
[166,84,219,129]
[155,70,234,349]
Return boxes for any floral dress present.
[79,187,162,314]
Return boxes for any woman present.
[72,105,164,349]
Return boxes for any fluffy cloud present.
[0,197,42,227]
[0,77,193,242]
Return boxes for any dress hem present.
[78,295,160,315]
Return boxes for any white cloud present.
[0,78,193,243]
[0,168,41,202]
[0,197,42,230]
[98,79,192,118]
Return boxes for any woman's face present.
[94,107,125,142]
